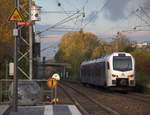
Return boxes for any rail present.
[60,82,120,115]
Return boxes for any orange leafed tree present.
[55,30,100,79]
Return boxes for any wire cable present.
[36,11,82,35]
[83,0,110,28]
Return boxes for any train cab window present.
[107,62,110,70]
[113,56,132,71]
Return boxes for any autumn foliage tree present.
[0,0,33,79]
[131,49,150,74]
[0,1,14,78]
[131,49,150,86]
[55,30,100,79]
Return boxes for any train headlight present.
[128,75,133,78]
[112,74,118,78]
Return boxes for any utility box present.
[31,5,41,21]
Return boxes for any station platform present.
[8,105,82,115]
[0,105,9,115]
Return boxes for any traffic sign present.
[47,78,58,88]
[8,8,23,21]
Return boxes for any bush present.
[136,73,150,87]
[131,49,150,88]
[131,49,150,74]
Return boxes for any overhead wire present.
[80,0,87,28]
[53,0,83,32]
[101,2,148,36]
[38,0,89,55]
[54,0,88,31]
[56,0,77,28]
[55,0,87,30]
[36,10,82,35]
[83,0,110,28]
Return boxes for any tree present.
[131,49,150,87]
[92,46,101,59]
[55,30,99,79]
[131,49,150,74]
[110,32,132,52]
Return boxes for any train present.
[80,52,136,89]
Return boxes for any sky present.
[34,0,150,60]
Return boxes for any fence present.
[0,79,53,105]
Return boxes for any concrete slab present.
[10,106,44,115]
[0,105,9,115]
[8,105,81,115]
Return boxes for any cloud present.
[143,0,150,10]
[84,11,99,23]
[102,0,150,21]
[103,0,130,21]
[127,31,150,42]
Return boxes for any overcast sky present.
[35,0,150,60]
[35,0,150,34]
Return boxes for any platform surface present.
[9,105,81,115]
[0,105,9,115]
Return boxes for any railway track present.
[116,92,150,104]
[59,82,120,115]
[129,92,150,98]
[63,80,150,115]
[64,80,150,104]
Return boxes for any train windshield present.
[113,56,132,71]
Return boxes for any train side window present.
[107,62,110,70]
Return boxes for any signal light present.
[31,6,41,21]
[112,74,118,78]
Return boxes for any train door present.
[105,61,110,86]
[100,62,106,86]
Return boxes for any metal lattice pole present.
[17,0,33,80]
[29,0,33,80]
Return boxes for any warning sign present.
[47,78,58,88]
[8,8,23,21]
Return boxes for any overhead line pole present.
[29,0,33,80]
[12,0,19,112]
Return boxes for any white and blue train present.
[80,52,135,88]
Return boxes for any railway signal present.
[47,73,60,104]
[52,73,60,80]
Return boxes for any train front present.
[107,52,135,88]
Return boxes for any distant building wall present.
[135,41,150,49]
